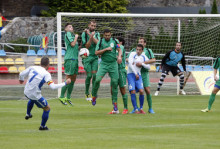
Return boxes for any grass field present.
[0,95,219,149]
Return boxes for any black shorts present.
[162,64,182,76]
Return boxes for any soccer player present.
[59,23,79,105]
[126,37,156,114]
[0,12,7,31]
[155,42,186,96]
[19,57,71,130]
[201,57,220,112]
[91,29,122,114]
[81,20,100,101]
[127,44,150,114]
[40,32,49,53]
[110,37,128,114]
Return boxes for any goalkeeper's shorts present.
[162,64,182,77]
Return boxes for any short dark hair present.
[176,42,181,45]
[89,19,96,24]
[139,37,146,43]
[65,23,72,28]
[137,44,144,50]
[103,29,111,34]
[41,57,49,67]
[117,37,125,46]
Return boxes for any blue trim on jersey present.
[38,77,46,90]
[133,54,137,59]
[127,73,143,92]
[214,84,220,89]
[141,55,145,61]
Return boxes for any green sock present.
[92,73,96,93]
[60,82,68,98]
[208,93,216,110]
[85,73,92,95]
[122,94,128,109]
[147,94,152,109]
[67,81,74,99]
[92,76,102,97]
[111,79,118,104]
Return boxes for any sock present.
[85,73,92,95]
[179,74,184,90]
[139,94,144,109]
[122,94,128,109]
[27,100,34,116]
[60,82,68,98]
[67,81,74,99]
[208,93,216,110]
[131,93,137,109]
[157,73,166,91]
[111,78,118,104]
[113,102,118,111]
[92,76,102,97]
[41,110,50,127]
[146,94,152,109]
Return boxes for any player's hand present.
[91,32,95,36]
[117,57,122,64]
[214,75,219,81]
[19,80,24,84]
[135,74,139,80]
[75,34,79,39]
[65,78,71,85]
[136,62,142,67]
[106,47,112,51]
[84,29,88,32]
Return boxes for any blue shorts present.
[214,84,220,89]
[26,96,48,108]
[127,73,144,92]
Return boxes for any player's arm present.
[181,53,186,71]
[213,57,220,81]
[126,48,134,63]
[128,53,138,75]
[66,32,78,47]
[161,50,172,67]
[117,44,122,64]
[92,32,100,44]
[84,30,94,49]
[19,67,32,84]
[46,74,71,90]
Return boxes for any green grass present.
[0,96,219,149]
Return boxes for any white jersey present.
[127,52,150,75]
[19,66,52,100]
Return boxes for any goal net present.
[0,13,219,100]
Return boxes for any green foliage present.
[211,0,218,14]
[199,9,206,14]
[41,0,129,17]
[4,38,28,53]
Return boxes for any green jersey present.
[117,45,126,69]
[96,38,119,63]
[213,57,220,78]
[64,32,79,60]
[81,31,100,57]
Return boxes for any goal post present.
[56,13,220,97]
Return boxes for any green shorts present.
[64,59,78,75]
[141,71,150,87]
[97,61,119,79]
[82,56,98,72]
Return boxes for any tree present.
[211,0,218,14]
[41,0,129,17]
[199,9,206,14]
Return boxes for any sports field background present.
[0,95,219,149]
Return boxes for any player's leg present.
[135,75,145,114]
[201,85,220,112]
[155,65,168,96]
[25,98,34,120]
[34,97,50,130]
[108,63,119,113]
[119,69,128,114]
[91,63,107,106]
[91,58,98,95]
[127,73,139,114]
[177,71,186,95]
[83,58,92,100]
[142,72,155,113]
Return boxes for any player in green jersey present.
[59,23,79,105]
[81,20,100,102]
[126,37,156,114]
[109,37,128,114]
[201,56,220,112]
[91,29,122,114]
